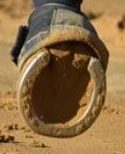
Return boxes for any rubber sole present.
[17,44,106,138]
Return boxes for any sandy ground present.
[0,0,125,153]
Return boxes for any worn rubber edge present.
[17,50,106,138]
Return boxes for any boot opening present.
[32,42,95,126]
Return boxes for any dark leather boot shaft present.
[11,0,108,70]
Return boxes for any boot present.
[11,0,109,137]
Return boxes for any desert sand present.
[0,0,125,153]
